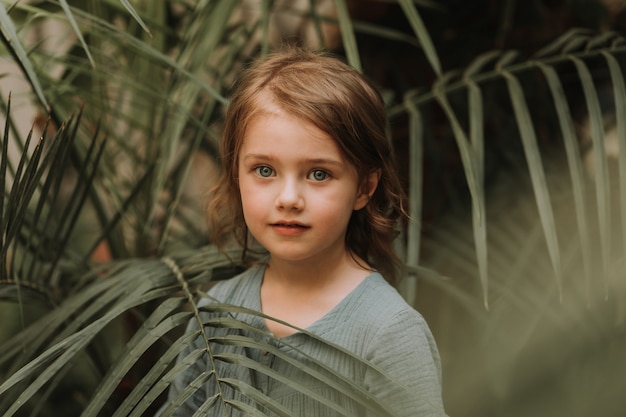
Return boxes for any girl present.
[162,48,445,416]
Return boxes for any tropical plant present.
[1,0,626,416]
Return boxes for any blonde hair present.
[208,48,408,283]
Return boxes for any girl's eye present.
[308,169,330,182]
[254,165,274,178]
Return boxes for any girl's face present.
[238,110,374,267]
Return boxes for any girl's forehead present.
[238,111,349,162]
[243,111,332,144]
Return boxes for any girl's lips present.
[271,221,308,227]
[270,222,310,236]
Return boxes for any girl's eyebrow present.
[242,154,343,167]
[305,158,344,168]
[241,153,274,162]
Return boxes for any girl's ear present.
[354,169,381,210]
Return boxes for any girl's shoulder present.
[356,273,422,319]
[202,263,264,305]
[324,272,428,337]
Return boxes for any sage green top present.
[162,263,446,416]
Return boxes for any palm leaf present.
[569,56,612,296]
[401,29,626,306]
[0,105,101,292]
[503,70,563,299]
[0,3,49,111]
[0,245,443,416]
[402,100,423,305]
[537,63,593,298]
[397,0,441,76]
[57,0,95,67]
[334,0,360,71]
[406,28,626,415]
[601,50,626,263]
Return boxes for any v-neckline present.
[249,263,376,340]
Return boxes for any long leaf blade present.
[538,63,593,299]
[398,0,441,76]
[503,71,563,298]
[334,0,361,71]
[600,51,626,277]
[570,56,611,297]
[0,4,49,111]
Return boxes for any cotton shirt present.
[163,263,446,416]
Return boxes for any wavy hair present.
[208,48,408,283]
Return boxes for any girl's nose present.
[276,179,303,210]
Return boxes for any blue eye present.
[308,169,330,181]
[254,165,274,177]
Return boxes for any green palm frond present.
[0,0,243,257]
[0,246,443,416]
[0,103,104,293]
[406,29,626,416]
[0,4,49,111]
[396,29,626,307]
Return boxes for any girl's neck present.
[260,250,373,337]
[264,250,371,291]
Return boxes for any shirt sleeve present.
[363,309,447,417]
